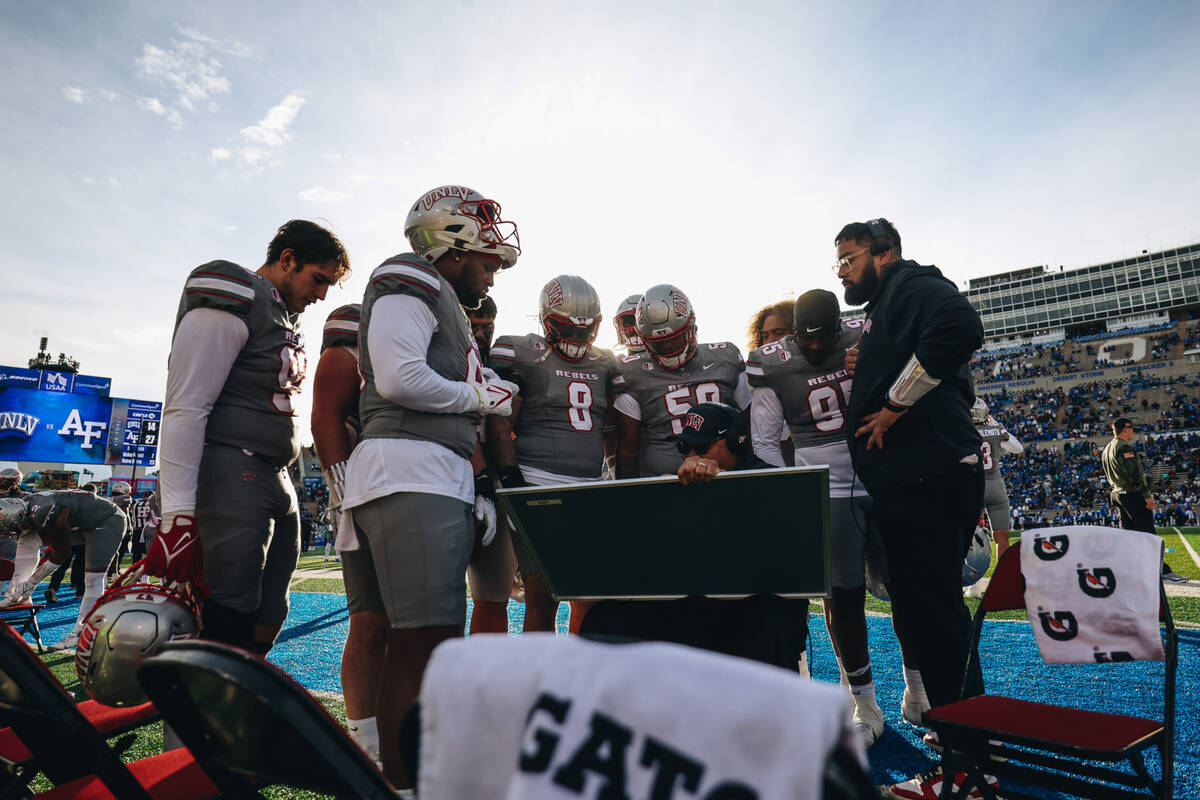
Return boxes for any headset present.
[865,218,894,255]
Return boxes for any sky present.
[2,0,1199,470]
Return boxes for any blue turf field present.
[20,588,1200,797]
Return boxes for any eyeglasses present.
[676,439,714,456]
[832,247,870,273]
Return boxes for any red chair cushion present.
[0,726,32,764]
[928,694,1163,753]
[35,748,218,800]
[77,700,158,735]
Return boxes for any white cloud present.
[134,26,255,126]
[298,185,350,204]
[62,86,86,104]
[322,153,344,161]
[99,89,119,102]
[138,97,166,115]
[350,173,371,188]
[240,92,305,148]
[81,176,96,185]
[222,225,237,235]
[173,24,258,60]
[209,147,231,162]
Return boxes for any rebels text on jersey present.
[746,321,862,449]
[489,334,619,478]
[613,343,745,477]
[173,260,305,465]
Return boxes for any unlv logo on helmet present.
[1077,567,1116,598]
[1033,534,1070,561]
[1038,610,1078,641]
[671,290,690,319]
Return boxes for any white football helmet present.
[962,513,993,587]
[636,284,698,370]
[613,294,644,353]
[970,397,989,425]
[405,185,520,268]
[75,567,201,707]
[110,481,132,496]
[539,275,602,361]
[0,468,22,495]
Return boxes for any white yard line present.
[1173,526,1200,570]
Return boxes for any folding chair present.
[0,604,44,653]
[0,621,215,800]
[925,541,1177,800]
[137,640,395,799]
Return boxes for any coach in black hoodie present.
[836,218,985,713]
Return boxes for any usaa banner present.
[0,387,160,467]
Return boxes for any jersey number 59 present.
[665,382,721,435]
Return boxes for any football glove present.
[474,469,499,547]
[472,375,518,417]
[143,512,202,584]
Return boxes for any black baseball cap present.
[793,289,840,336]
[672,402,744,454]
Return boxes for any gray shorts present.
[829,495,889,590]
[983,477,1012,531]
[196,445,300,627]
[342,527,384,616]
[352,492,473,629]
[468,516,517,604]
[82,512,127,570]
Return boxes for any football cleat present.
[902,685,930,725]
[888,768,999,800]
[852,695,885,749]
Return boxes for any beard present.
[843,264,879,306]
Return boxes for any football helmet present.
[613,294,644,353]
[539,275,602,361]
[75,566,201,707]
[0,497,27,537]
[405,185,520,268]
[110,481,132,496]
[636,284,698,369]
[970,397,989,425]
[962,513,993,586]
[0,468,22,495]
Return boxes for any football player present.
[971,398,1023,568]
[612,294,645,355]
[340,185,519,787]
[0,468,22,497]
[1,490,127,650]
[748,289,925,749]
[310,302,384,764]
[147,220,350,655]
[467,295,498,361]
[487,275,618,632]
[613,285,751,479]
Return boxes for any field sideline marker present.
[1173,527,1200,569]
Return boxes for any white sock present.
[797,651,810,678]
[904,667,926,694]
[12,534,40,585]
[75,572,106,626]
[347,716,379,761]
[845,664,875,699]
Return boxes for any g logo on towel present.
[1038,610,1078,641]
[1077,567,1116,598]
[1032,534,1070,561]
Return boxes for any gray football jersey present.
[975,421,1009,477]
[26,490,119,532]
[746,322,861,449]
[358,253,479,460]
[490,334,618,478]
[612,342,745,477]
[172,260,304,466]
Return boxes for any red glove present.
[143,513,202,584]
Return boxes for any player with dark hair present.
[340,185,519,787]
[1102,417,1188,582]
[467,296,498,361]
[487,275,618,633]
[835,218,987,799]
[749,289,925,748]
[147,219,350,656]
[613,284,751,479]
[746,299,795,351]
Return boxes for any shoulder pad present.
[321,303,361,353]
[745,341,784,387]
[706,341,745,368]
[183,260,258,317]
[489,335,520,369]
[369,253,442,310]
[26,497,60,529]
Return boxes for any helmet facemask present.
[405,186,520,268]
[543,313,600,361]
[458,197,521,267]
[614,310,642,351]
[642,318,697,370]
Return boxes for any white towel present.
[1021,525,1164,664]
[418,634,861,800]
